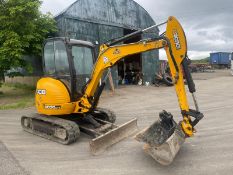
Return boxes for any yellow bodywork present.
[165,17,193,136]
[35,16,194,136]
[36,77,75,115]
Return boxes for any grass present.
[0,83,35,110]
[0,98,34,110]
[4,83,35,91]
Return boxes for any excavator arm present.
[74,16,203,138]
[74,39,166,113]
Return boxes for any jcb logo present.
[173,30,181,50]
[37,89,46,95]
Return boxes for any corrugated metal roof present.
[55,0,156,30]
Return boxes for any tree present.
[0,0,57,83]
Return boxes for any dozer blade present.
[135,111,186,165]
[90,118,138,155]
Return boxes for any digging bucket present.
[135,111,186,165]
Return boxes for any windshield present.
[72,46,94,75]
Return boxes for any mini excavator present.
[21,16,204,165]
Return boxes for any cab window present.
[72,46,93,75]
[44,40,70,76]
[44,41,55,75]
[54,41,70,75]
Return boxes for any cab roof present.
[45,37,95,48]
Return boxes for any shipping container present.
[210,52,231,65]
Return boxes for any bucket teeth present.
[135,111,186,165]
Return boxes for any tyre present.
[162,74,174,86]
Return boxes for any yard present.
[0,69,233,175]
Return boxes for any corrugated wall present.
[98,25,124,88]
[55,0,159,87]
[142,32,159,83]
[56,17,124,88]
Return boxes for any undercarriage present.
[21,108,138,155]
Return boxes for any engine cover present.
[35,77,76,115]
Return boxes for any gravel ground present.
[0,141,29,175]
[0,69,233,175]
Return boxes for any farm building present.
[55,0,159,87]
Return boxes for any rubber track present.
[95,107,116,123]
[21,113,80,145]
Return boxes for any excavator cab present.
[43,38,95,100]
[22,38,138,154]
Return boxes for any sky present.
[40,0,233,60]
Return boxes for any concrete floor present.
[1,70,233,175]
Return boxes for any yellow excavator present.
[21,16,203,165]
